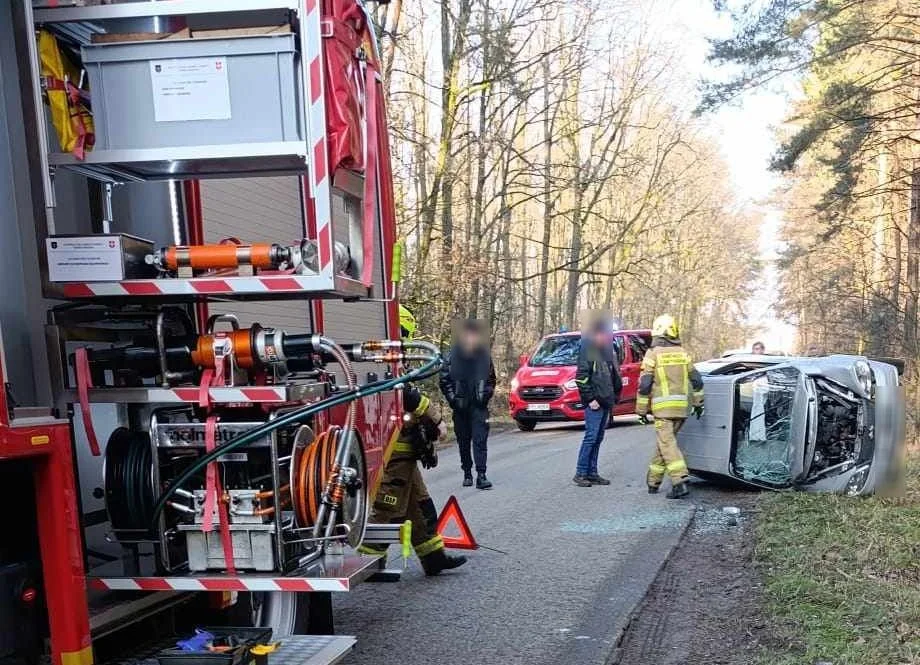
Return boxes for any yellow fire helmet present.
[399,304,417,340]
[652,314,680,340]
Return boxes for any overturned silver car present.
[678,354,905,496]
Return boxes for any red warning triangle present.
[435,495,478,550]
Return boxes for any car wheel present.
[516,420,537,432]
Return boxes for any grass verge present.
[756,457,920,664]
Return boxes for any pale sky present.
[657,0,798,352]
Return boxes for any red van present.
[508,329,652,431]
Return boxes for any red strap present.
[198,368,214,408]
[203,414,236,573]
[43,77,67,92]
[74,348,101,456]
[70,110,89,161]
[202,416,218,534]
[361,62,378,287]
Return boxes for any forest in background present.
[707,0,920,432]
[370,0,762,379]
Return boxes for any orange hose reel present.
[293,427,339,528]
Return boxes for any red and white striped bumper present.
[88,576,350,592]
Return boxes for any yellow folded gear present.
[38,30,95,159]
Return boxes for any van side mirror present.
[519,354,529,367]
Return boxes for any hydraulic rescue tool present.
[146,239,352,277]
[84,313,440,572]
[83,319,430,383]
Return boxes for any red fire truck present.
[0,3,413,665]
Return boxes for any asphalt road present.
[336,419,696,665]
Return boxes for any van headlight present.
[854,360,875,397]
[564,379,578,390]
[510,377,519,392]
[844,464,871,497]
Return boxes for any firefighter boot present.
[420,549,468,576]
[666,482,690,499]
[476,473,492,490]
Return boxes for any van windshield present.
[530,336,582,366]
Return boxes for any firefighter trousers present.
[647,417,689,488]
[362,455,443,558]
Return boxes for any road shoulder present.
[611,485,770,665]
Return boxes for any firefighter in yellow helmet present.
[358,305,468,575]
[636,314,704,499]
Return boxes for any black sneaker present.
[476,473,493,490]
[572,475,592,488]
[666,482,690,499]
[587,474,611,485]
[462,472,473,487]
[420,549,468,576]
[647,485,660,494]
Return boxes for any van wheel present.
[516,420,536,432]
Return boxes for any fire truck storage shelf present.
[87,553,384,592]
[62,383,327,405]
[27,0,326,183]
[52,274,370,301]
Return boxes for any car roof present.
[544,329,651,339]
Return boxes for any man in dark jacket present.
[573,319,623,487]
[440,319,497,489]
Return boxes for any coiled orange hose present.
[293,427,339,528]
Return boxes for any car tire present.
[516,420,537,432]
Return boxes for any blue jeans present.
[576,406,609,476]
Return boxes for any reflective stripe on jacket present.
[636,341,704,419]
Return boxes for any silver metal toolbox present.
[46,234,155,282]
[81,34,301,152]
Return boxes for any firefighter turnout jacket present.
[636,338,704,419]
[392,384,441,468]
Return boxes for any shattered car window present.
[733,367,799,486]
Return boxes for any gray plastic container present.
[82,34,302,151]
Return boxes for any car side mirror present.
[519,354,529,366]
